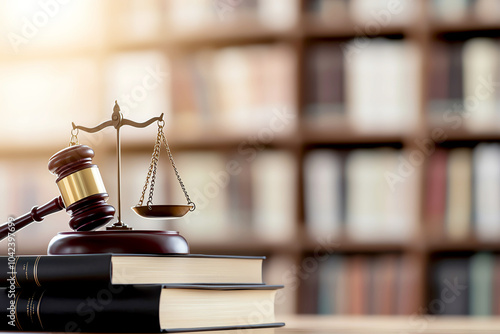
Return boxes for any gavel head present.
[48,145,115,231]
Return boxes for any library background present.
[0,0,500,318]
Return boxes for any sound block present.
[47,230,189,255]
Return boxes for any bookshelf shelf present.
[110,39,166,53]
[166,24,298,48]
[431,21,500,35]
[190,239,302,255]
[429,127,500,143]
[303,19,409,39]
[302,238,412,254]
[0,46,106,63]
[426,239,500,253]
[121,131,300,151]
[302,128,405,145]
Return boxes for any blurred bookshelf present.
[1,0,500,318]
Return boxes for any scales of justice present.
[0,101,195,255]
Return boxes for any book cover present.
[446,148,472,240]
[425,149,447,238]
[473,144,500,241]
[430,257,469,315]
[470,252,494,316]
[348,256,368,315]
[428,42,450,117]
[317,256,343,314]
[494,256,500,315]
[304,150,343,239]
[0,254,265,287]
[447,42,463,111]
[0,284,284,333]
[372,255,397,315]
[305,43,344,121]
[463,38,498,132]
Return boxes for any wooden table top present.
[278,315,500,333]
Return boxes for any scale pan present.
[132,205,192,219]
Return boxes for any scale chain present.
[138,127,162,207]
[160,125,195,211]
[138,122,195,212]
[147,128,162,209]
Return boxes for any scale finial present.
[114,100,120,112]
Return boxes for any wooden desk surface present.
[277,315,500,333]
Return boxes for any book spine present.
[425,149,447,237]
[430,258,469,315]
[470,252,494,316]
[0,285,162,332]
[0,254,112,288]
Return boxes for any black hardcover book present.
[0,254,264,287]
[429,257,469,315]
[0,284,284,333]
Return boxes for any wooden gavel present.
[0,145,115,241]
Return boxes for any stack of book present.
[0,253,284,333]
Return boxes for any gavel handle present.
[0,197,65,241]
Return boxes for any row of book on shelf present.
[425,143,500,241]
[170,43,296,133]
[172,36,424,134]
[307,0,415,24]
[0,253,283,332]
[165,0,298,30]
[309,0,500,24]
[431,0,500,22]
[305,38,420,133]
[299,254,419,315]
[167,0,418,31]
[305,143,500,243]
[429,37,500,131]
[304,148,418,242]
[431,252,500,316]
[298,251,500,316]
[94,35,500,135]
[307,36,500,133]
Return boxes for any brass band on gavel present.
[56,166,108,207]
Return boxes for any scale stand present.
[48,101,193,255]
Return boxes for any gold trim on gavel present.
[56,167,107,207]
